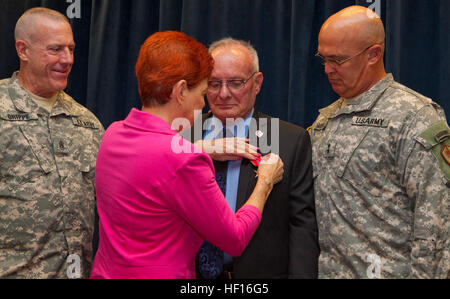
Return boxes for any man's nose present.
[218,82,231,99]
[324,62,336,74]
[60,47,74,64]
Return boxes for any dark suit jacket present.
[190,110,319,279]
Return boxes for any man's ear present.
[16,40,29,62]
[367,45,383,65]
[254,72,264,95]
[171,80,188,105]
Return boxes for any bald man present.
[309,6,449,279]
[0,8,104,278]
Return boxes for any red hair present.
[136,31,214,107]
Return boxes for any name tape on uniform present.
[72,117,99,129]
[351,117,389,128]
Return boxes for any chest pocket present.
[78,145,97,184]
[0,123,55,197]
[54,133,97,183]
[71,116,99,175]
[335,126,391,197]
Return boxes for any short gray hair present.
[209,38,260,73]
[15,7,70,42]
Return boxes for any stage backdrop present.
[1,0,449,129]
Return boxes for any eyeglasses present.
[315,45,376,68]
[208,72,257,94]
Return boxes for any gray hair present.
[209,38,260,73]
[15,7,70,42]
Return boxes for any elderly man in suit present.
[190,38,319,279]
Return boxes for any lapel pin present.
[255,130,264,138]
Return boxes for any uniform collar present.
[319,74,394,119]
[8,71,81,117]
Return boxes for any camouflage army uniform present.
[0,73,104,278]
[309,74,449,279]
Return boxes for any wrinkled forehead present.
[211,46,254,77]
[318,20,371,55]
[27,18,74,45]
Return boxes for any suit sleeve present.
[288,129,320,279]
[167,153,262,257]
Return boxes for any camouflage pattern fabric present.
[309,74,449,279]
[0,72,104,278]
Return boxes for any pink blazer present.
[90,109,261,279]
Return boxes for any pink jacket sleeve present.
[166,153,262,257]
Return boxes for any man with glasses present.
[309,6,449,278]
[191,38,319,279]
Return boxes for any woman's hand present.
[195,138,261,162]
[256,153,284,189]
[245,153,284,214]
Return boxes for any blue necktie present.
[196,128,229,279]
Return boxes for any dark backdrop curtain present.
[1,0,449,128]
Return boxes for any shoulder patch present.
[420,122,450,147]
[419,121,450,185]
[442,145,450,166]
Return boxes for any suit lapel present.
[236,159,256,210]
[236,110,272,210]
[195,110,273,211]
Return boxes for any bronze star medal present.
[442,144,450,165]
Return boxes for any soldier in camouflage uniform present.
[0,8,104,278]
[309,6,449,278]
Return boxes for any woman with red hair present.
[90,31,284,279]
